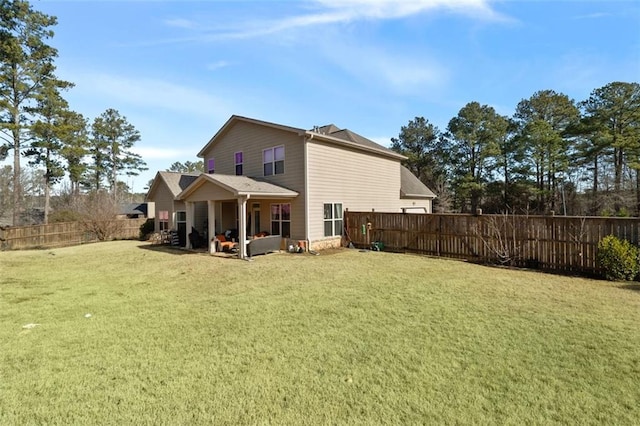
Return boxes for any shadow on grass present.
[619,283,640,292]
[137,243,203,256]
[136,243,242,259]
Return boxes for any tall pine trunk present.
[43,173,50,225]
[636,168,640,217]
[591,156,599,215]
[12,117,21,226]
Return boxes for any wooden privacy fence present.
[0,218,147,250]
[344,211,640,275]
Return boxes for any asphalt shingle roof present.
[400,166,436,199]
[312,125,400,157]
[157,172,200,197]
[201,174,298,196]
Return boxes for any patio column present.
[185,201,194,249]
[207,200,216,251]
[238,196,248,259]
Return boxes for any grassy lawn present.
[1,241,639,424]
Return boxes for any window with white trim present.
[263,146,284,176]
[207,158,215,173]
[235,152,243,176]
[324,203,343,237]
[271,203,291,238]
[159,210,169,231]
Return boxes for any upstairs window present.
[235,152,243,176]
[323,203,343,237]
[207,158,215,174]
[263,146,284,176]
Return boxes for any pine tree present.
[89,108,147,199]
[448,102,507,213]
[24,79,73,223]
[0,0,60,225]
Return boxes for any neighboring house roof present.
[197,115,407,161]
[177,173,299,200]
[120,203,148,216]
[146,171,200,201]
[400,166,436,199]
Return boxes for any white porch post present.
[207,200,216,252]
[185,201,194,249]
[238,196,248,259]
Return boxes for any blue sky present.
[32,0,640,192]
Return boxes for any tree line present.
[0,0,147,226]
[2,1,638,227]
[391,82,640,216]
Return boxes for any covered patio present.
[176,174,298,259]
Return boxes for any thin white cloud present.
[158,0,509,42]
[164,18,199,29]
[207,60,231,71]
[320,41,449,93]
[315,0,507,21]
[572,12,613,20]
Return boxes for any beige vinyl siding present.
[399,199,432,213]
[199,121,306,240]
[200,121,304,191]
[193,202,208,235]
[306,140,412,242]
[220,202,237,233]
[185,183,236,202]
[147,182,179,232]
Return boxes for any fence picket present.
[0,219,147,250]
[345,211,640,275]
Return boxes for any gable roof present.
[177,173,299,200]
[197,115,306,158]
[197,115,406,161]
[310,125,404,160]
[400,166,436,199]
[146,171,200,201]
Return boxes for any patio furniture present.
[215,234,237,252]
[247,235,281,257]
[189,227,206,249]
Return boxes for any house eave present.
[401,194,436,200]
[237,191,298,198]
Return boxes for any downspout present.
[304,133,313,252]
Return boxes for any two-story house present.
[146,115,435,258]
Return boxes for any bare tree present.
[71,190,122,240]
[472,213,529,266]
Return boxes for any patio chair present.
[215,234,237,252]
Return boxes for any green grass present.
[1,241,639,424]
